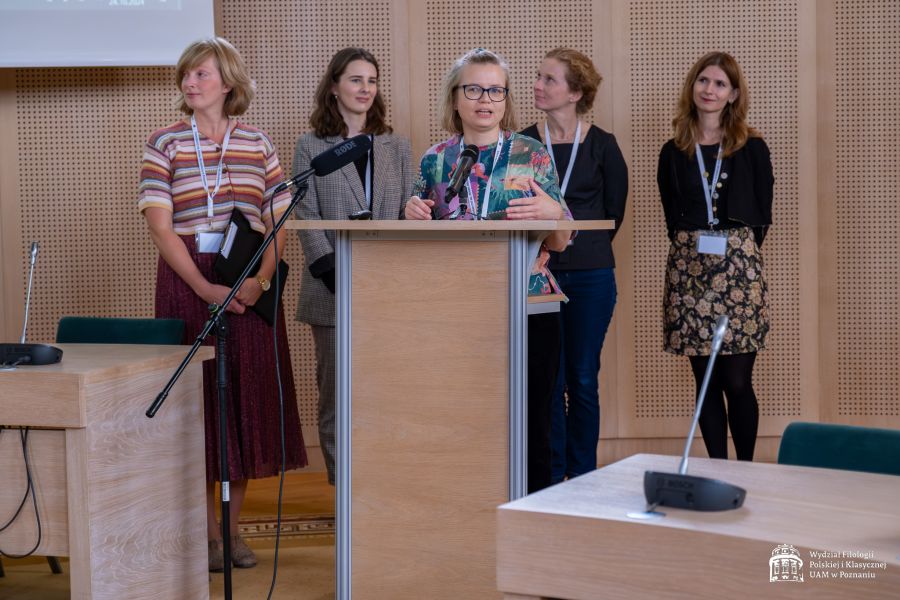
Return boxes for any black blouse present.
[657,136,774,245]
[521,124,629,270]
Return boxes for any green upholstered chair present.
[56,316,185,345]
[0,317,186,579]
[777,421,900,477]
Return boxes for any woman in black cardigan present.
[658,51,774,461]
[522,48,628,486]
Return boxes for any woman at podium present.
[138,37,308,571]
[404,48,571,491]
[657,51,774,461]
[522,48,629,485]
[293,47,413,486]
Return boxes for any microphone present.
[643,315,746,511]
[274,134,373,194]
[444,144,479,203]
[1,241,63,368]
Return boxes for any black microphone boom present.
[643,314,747,511]
[444,144,479,203]
[274,134,372,194]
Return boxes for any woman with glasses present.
[404,48,570,492]
[294,47,412,486]
[521,48,628,486]
[658,52,773,461]
[138,37,307,572]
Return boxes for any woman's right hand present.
[199,281,246,314]
[404,195,434,220]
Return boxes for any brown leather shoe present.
[231,535,257,568]
[208,539,225,572]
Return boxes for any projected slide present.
[0,0,213,67]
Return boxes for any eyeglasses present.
[456,84,509,102]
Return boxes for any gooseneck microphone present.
[274,134,373,194]
[444,144,479,203]
[21,241,39,343]
[643,315,746,512]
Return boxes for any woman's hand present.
[505,179,564,220]
[405,195,434,220]
[235,278,264,308]
[200,281,246,314]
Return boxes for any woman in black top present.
[522,48,628,486]
[657,51,774,461]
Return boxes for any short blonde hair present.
[439,48,518,134]
[175,37,255,116]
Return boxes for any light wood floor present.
[0,471,337,600]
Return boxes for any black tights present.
[688,353,759,461]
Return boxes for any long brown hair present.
[309,47,392,138]
[672,51,758,157]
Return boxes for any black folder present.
[214,208,288,327]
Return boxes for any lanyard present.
[364,135,372,209]
[543,120,581,197]
[191,115,233,222]
[462,130,504,219]
[695,143,723,227]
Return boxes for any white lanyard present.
[543,120,581,197]
[462,130,504,219]
[695,143,723,227]
[191,115,233,222]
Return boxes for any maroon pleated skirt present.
[155,235,307,482]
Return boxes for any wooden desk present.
[0,344,212,600]
[497,454,900,599]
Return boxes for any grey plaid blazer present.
[293,132,413,326]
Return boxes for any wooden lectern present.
[0,344,212,599]
[287,219,612,600]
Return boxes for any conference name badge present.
[697,231,727,256]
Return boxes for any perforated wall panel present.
[628,1,803,428]
[422,0,595,146]
[833,0,900,418]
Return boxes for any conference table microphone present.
[643,315,747,512]
[274,134,373,194]
[0,241,63,368]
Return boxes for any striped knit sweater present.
[138,120,290,235]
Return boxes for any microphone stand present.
[643,315,747,512]
[145,181,309,600]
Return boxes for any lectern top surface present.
[285,219,614,231]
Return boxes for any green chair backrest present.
[777,421,900,477]
[56,317,185,345]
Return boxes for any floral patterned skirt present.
[663,227,769,356]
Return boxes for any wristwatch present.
[256,275,271,292]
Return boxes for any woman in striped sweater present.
[138,37,307,572]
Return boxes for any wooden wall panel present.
[0,1,897,469]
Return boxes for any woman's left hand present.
[505,179,564,220]
[236,277,264,307]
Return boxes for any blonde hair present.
[672,51,757,157]
[175,37,255,116]
[439,48,518,134]
[544,47,602,115]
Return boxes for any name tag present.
[697,232,727,256]
[196,231,224,253]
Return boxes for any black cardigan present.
[657,136,774,244]
[521,124,629,270]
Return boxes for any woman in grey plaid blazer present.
[293,48,413,484]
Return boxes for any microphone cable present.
[0,427,44,558]
[265,191,288,600]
